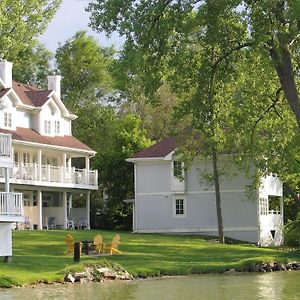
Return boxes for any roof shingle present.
[132,136,176,159]
[11,81,53,107]
[25,90,52,107]
[0,127,94,152]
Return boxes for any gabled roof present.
[0,127,94,153]
[24,90,52,107]
[0,81,76,119]
[12,81,51,107]
[0,88,10,98]
[132,136,176,159]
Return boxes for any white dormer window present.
[44,120,51,134]
[54,121,60,135]
[4,112,12,128]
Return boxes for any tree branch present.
[289,33,300,47]
[212,42,253,70]
[150,0,173,31]
[251,87,283,141]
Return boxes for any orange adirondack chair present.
[103,234,122,255]
[93,234,103,254]
[65,234,82,255]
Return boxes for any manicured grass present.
[0,230,299,287]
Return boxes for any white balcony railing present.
[0,163,98,188]
[0,133,12,158]
[0,192,23,216]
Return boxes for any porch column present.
[85,156,90,171]
[68,193,72,219]
[4,168,9,192]
[62,153,67,183]
[37,149,42,181]
[67,157,72,169]
[85,156,90,185]
[37,190,42,230]
[86,191,90,229]
[63,192,68,229]
[132,203,136,232]
[280,196,284,224]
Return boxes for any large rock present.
[64,273,75,283]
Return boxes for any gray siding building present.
[126,137,283,246]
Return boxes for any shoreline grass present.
[0,230,299,287]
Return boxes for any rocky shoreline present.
[63,262,300,285]
[226,262,300,273]
[64,266,133,284]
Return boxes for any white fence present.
[0,163,98,187]
[0,192,23,216]
[0,133,12,158]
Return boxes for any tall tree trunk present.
[269,43,300,129]
[212,148,225,243]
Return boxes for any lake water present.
[1,271,300,300]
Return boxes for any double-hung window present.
[174,195,186,217]
[4,112,12,128]
[54,120,60,135]
[44,120,51,134]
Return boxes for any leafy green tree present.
[55,31,114,112]
[55,31,117,155]
[55,32,151,229]
[87,0,300,240]
[87,0,300,130]
[88,0,248,242]
[92,113,152,229]
[228,42,300,203]
[117,82,181,141]
[13,43,53,88]
[0,1,61,86]
[244,0,300,129]
[284,212,300,246]
[0,0,61,59]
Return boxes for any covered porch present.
[0,145,98,190]
[14,189,91,230]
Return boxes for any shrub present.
[284,212,300,246]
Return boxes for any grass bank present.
[0,230,299,287]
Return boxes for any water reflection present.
[1,272,300,300]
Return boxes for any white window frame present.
[173,161,184,178]
[54,120,60,135]
[4,112,12,128]
[14,152,19,164]
[259,197,268,215]
[44,120,51,134]
[173,195,186,218]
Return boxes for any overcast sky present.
[39,0,123,52]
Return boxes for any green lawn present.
[0,230,299,287]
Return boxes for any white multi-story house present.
[0,60,98,231]
[126,136,284,246]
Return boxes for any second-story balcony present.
[0,163,98,190]
[0,192,24,222]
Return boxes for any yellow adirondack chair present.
[65,234,82,255]
[93,234,103,254]
[103,234,122,255]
